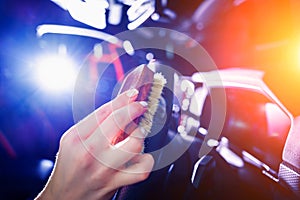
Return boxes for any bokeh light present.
[34,54,78,93]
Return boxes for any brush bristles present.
[139,73,167,135]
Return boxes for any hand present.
[35,89,154,200]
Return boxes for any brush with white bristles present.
[139,72,167,136]
[112,63,167,146]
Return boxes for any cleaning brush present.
[139,72,167,135]
[112,63,167,145]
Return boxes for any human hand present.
[35,89,154,200]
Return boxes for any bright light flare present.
[35,55,78,92]
[298,44,300,67]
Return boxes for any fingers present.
[88,126,146,169]
[87,101,147,146]
[74,88,139,140]
[97,89,139,124]
[109,127,146,164]
[115,153,154,187]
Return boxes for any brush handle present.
[112,64,154,144]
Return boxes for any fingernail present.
[139,101,148,107]
[126,88,139,98]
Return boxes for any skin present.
[35,89,154,200]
